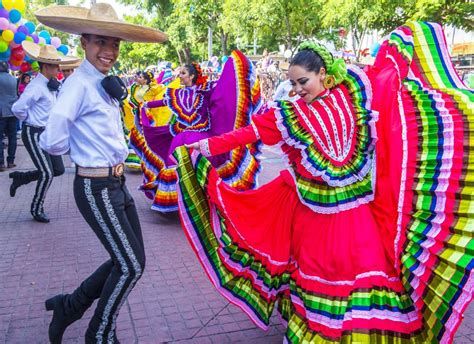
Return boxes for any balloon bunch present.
[0,0,70,72]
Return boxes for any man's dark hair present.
[0,61,9,73]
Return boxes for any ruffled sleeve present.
[147,99,165,108]
[202,109,282,157]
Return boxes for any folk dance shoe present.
[9,171,22,197]
[32,212,50,223]
[45,294,82,344]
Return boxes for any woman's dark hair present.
[20,73,31,83]
[184,64,198,84]
[140,71,152,84]
[290,49,326,73]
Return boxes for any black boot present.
[45,295,79,344]
[9,171,23,197]
[33,212,50,223]
[45,290,94,344]
[48,261,114,343]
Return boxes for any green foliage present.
[93,0,474,65]
[119,14,177,68]
[409,0,473,31]
[24,0,75,49]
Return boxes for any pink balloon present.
[8,23,17,33]
[10,41,20,48]
[0,17,8,30]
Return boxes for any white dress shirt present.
[12,73,57,127]
[39,59,128,167]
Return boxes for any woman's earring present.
[323,75,335,89]
[288,90,297,97]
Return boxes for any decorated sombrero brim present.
[35,3,168,43]
[60,59,82,70]
[22,41,81,65]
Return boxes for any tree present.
[408,0,473,31]
[169,0,230,60]
[223,0,335,56]
[361,0,474,34]
[24,0,73,48]
[119,14,176,68]
[322,0,386,60]
[113,0,473,65]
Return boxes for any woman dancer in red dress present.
[176,22,474,343]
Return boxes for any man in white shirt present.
[273,61,299,102]
[35,3,167,343]
[60,59,82,82]
[10,42,80,223]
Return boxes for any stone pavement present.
[1,143,474,344]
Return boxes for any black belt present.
[24,123,45,130]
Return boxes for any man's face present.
[80,34,120,74]
[42,63,60,80]
[62,69,74,79]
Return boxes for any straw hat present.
[35,3,167,43]
[60,59,82,71]
[22,41,81,65]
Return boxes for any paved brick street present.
[1,143,474,343]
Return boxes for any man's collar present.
[81,59,109,79]
[37,73,49,83]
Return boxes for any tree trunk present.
[220,32,228,56]
[351,27,359,61]
[184,47,191,64]
[177,49,183,65]
[284,11,292,50]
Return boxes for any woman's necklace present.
[310,89,330,103]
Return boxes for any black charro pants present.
[73,174,145,343]
[20,124,64,216]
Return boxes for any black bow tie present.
[101,76,128,101]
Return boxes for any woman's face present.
[288,65,326,104]
[24,75,30,83]
[180,67,194,87]
[136,74,146,85]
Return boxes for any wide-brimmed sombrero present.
[60,59,82,71]
[35,3,167,43]
[22,41,81,65]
